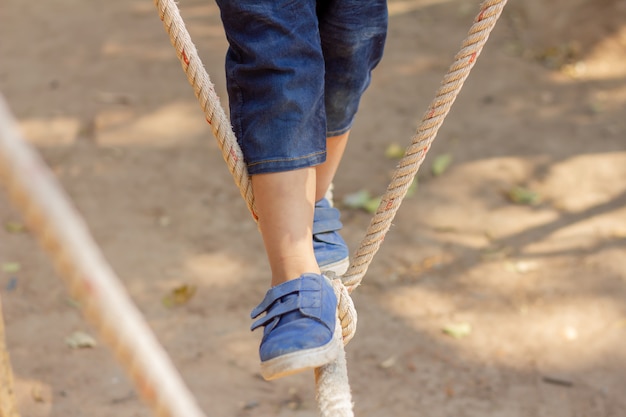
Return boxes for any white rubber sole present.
[260,321,343,381]
[319,257,350,277]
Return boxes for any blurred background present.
[1,0,625,416]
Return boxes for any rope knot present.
[330,278,357,345]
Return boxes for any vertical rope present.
[342,0,509,290]
[0,95,206,417]
[315,335,354,417]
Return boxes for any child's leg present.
[216,0,388,380]
[315,1,388,275]
[315,131,350,201]
[312,132,351,276]
[217,0,342,380]
[250,166,343,381]
[252,167,320,287]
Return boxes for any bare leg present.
[253,131,350,286]
[315,131,350,201]
[252,167,320,287]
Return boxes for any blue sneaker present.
[314,198,349,276]
[250,273,341,380]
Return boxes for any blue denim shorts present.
[216,0,388,175]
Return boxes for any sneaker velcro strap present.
[314,199,343,235]
[250,295,300,331]
[250,274,326,331]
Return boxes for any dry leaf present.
[65,331,97,349]
[442,323,472,339]
[385,143,405,159]
[379,356,397,369]
[162,284,197,307]
[4,221,27,233]
[342,190,382,214]
[431,154,453,176]
[2,262,21,273]
[506,186,541,205]
[343,189,372,209]
[364,196,382,214]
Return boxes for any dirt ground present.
[1,0,626,416]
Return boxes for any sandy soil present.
[1,0,626,416]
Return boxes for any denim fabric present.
[216,0,388,175]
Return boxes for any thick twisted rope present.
[0,96,206,417]
[154,1,255,218]
[342,0,508,289]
